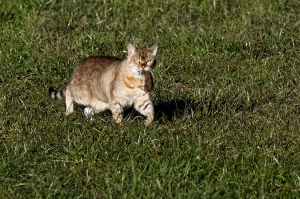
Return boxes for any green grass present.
[1,0,300,198]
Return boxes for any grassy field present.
[1,0,300,198]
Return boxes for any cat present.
[49,43,158,125]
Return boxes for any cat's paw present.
[84,107,94,119]
[145,118,152,126]
[115,116,123,123]
[65,111,73,116]
[112,112,123,123]
[145,114,153,126]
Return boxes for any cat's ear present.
[127,43,136,57]
[149,44,158,56]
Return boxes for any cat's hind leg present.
[134,95,154,125]
[84,107,94,118]
[65,87,74,115]
[110,101,124,123]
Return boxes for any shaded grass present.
[1,0,300,198]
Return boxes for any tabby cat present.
[49,43,158,125]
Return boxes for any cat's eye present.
[146,59,152,63]
[134,58,140,62]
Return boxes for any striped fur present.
[49,87,65,100]
[49,43,158,125]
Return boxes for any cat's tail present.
[49,87,66,100]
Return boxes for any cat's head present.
[127,43,158,75]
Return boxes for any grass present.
[1,0,300,198]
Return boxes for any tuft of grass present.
[1,0,300,198]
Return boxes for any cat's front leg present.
[144,104,154,125]
[134,96,154,125]
[110,101,123,123]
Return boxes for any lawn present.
[1,0,300,198]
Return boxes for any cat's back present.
[70,56,123,82]
[76,56,123,72]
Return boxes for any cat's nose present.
[141,64,146,69]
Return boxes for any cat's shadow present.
[154,99,198,121]
[89,99,198,123]
[124,99,198,123]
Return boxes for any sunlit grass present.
[1,0,300,198]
